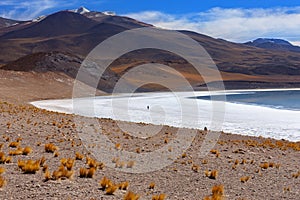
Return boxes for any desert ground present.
[0,99,299,200]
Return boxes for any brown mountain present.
[1,9,300,101]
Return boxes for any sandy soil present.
[0,100,299,200]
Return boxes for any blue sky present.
[0,0,300,44]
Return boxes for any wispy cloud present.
[126,7,300,44]
[0,0,72,20]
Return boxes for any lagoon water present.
[31,89,300,142]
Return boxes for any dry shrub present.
[192,164,200,172]
[127,161,135,168]
[124,191,140,200]
[18,160,40,174]
[205,170,218,179]
[52,165,74,180]
[79,168,87,178]
[269,162,275,168]
[87,167,96,178]
[53,151,59,157]
[61,158,75,170]
[45,143,58,153]
[260,162,269,169]
[9,148,23,156]
[9,141,20,148]
[115,143,121,150]
[39,156,46,167]
[75,152,84,160]
[292,171,300,178]
[0,167,5,174]
[115,161,125,168]
[118,181,129,190]
[135,148,141,154]
[0,176,6,188]
[105,184,118,195]
[212,184,224,200]
[149,182,155,189]
[44,170,51,182]
[4,156,11,164]
[210,149,219,154]
[60,158,68,166]
[152,194,166,200]
[241,159,247,165]
[112,157,119,163]
[42,165,48,172]
[234,159,239,165]
[100,177,113,189]
[52,170,63,180]
[86,157,98,168]
[22,146,32,155]
[240,176,250,183]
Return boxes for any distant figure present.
[147,106,149,110]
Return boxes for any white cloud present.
[0,0,72,20]
[125,7,300,44]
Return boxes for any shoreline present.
[31,88,300,142]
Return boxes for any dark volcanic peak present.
[1,11,98,39]
[83,12,152,29]
[245,38,300,52]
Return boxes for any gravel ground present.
[0,100,299,200]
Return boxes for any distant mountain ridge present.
[245,38,300,52]
[1,7,300,92]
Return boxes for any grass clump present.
[118,181,129,190]
[149,182,155,189]
[124,191,140,200]
[45,143,58,153]
[105,184,118,195]
[75,152,84,160]
[18,159,40,174]
[152,194,166,200]
[52,165,74,180]
[205,170,218,179]
[22,146,32,155]
[0,167,5,174]
[0,176,6,188]
[9,147,23,156]
[240,176,250,183]
[79,167,96,178]
[9,141,20,148]
[100,177,113,190]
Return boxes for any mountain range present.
[1,7,300,101]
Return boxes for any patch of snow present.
[103,11,116,16]
[73,6,90,14]
[32,15,46,22]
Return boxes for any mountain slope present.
[1,11,98,39]
[0,17,20,28]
